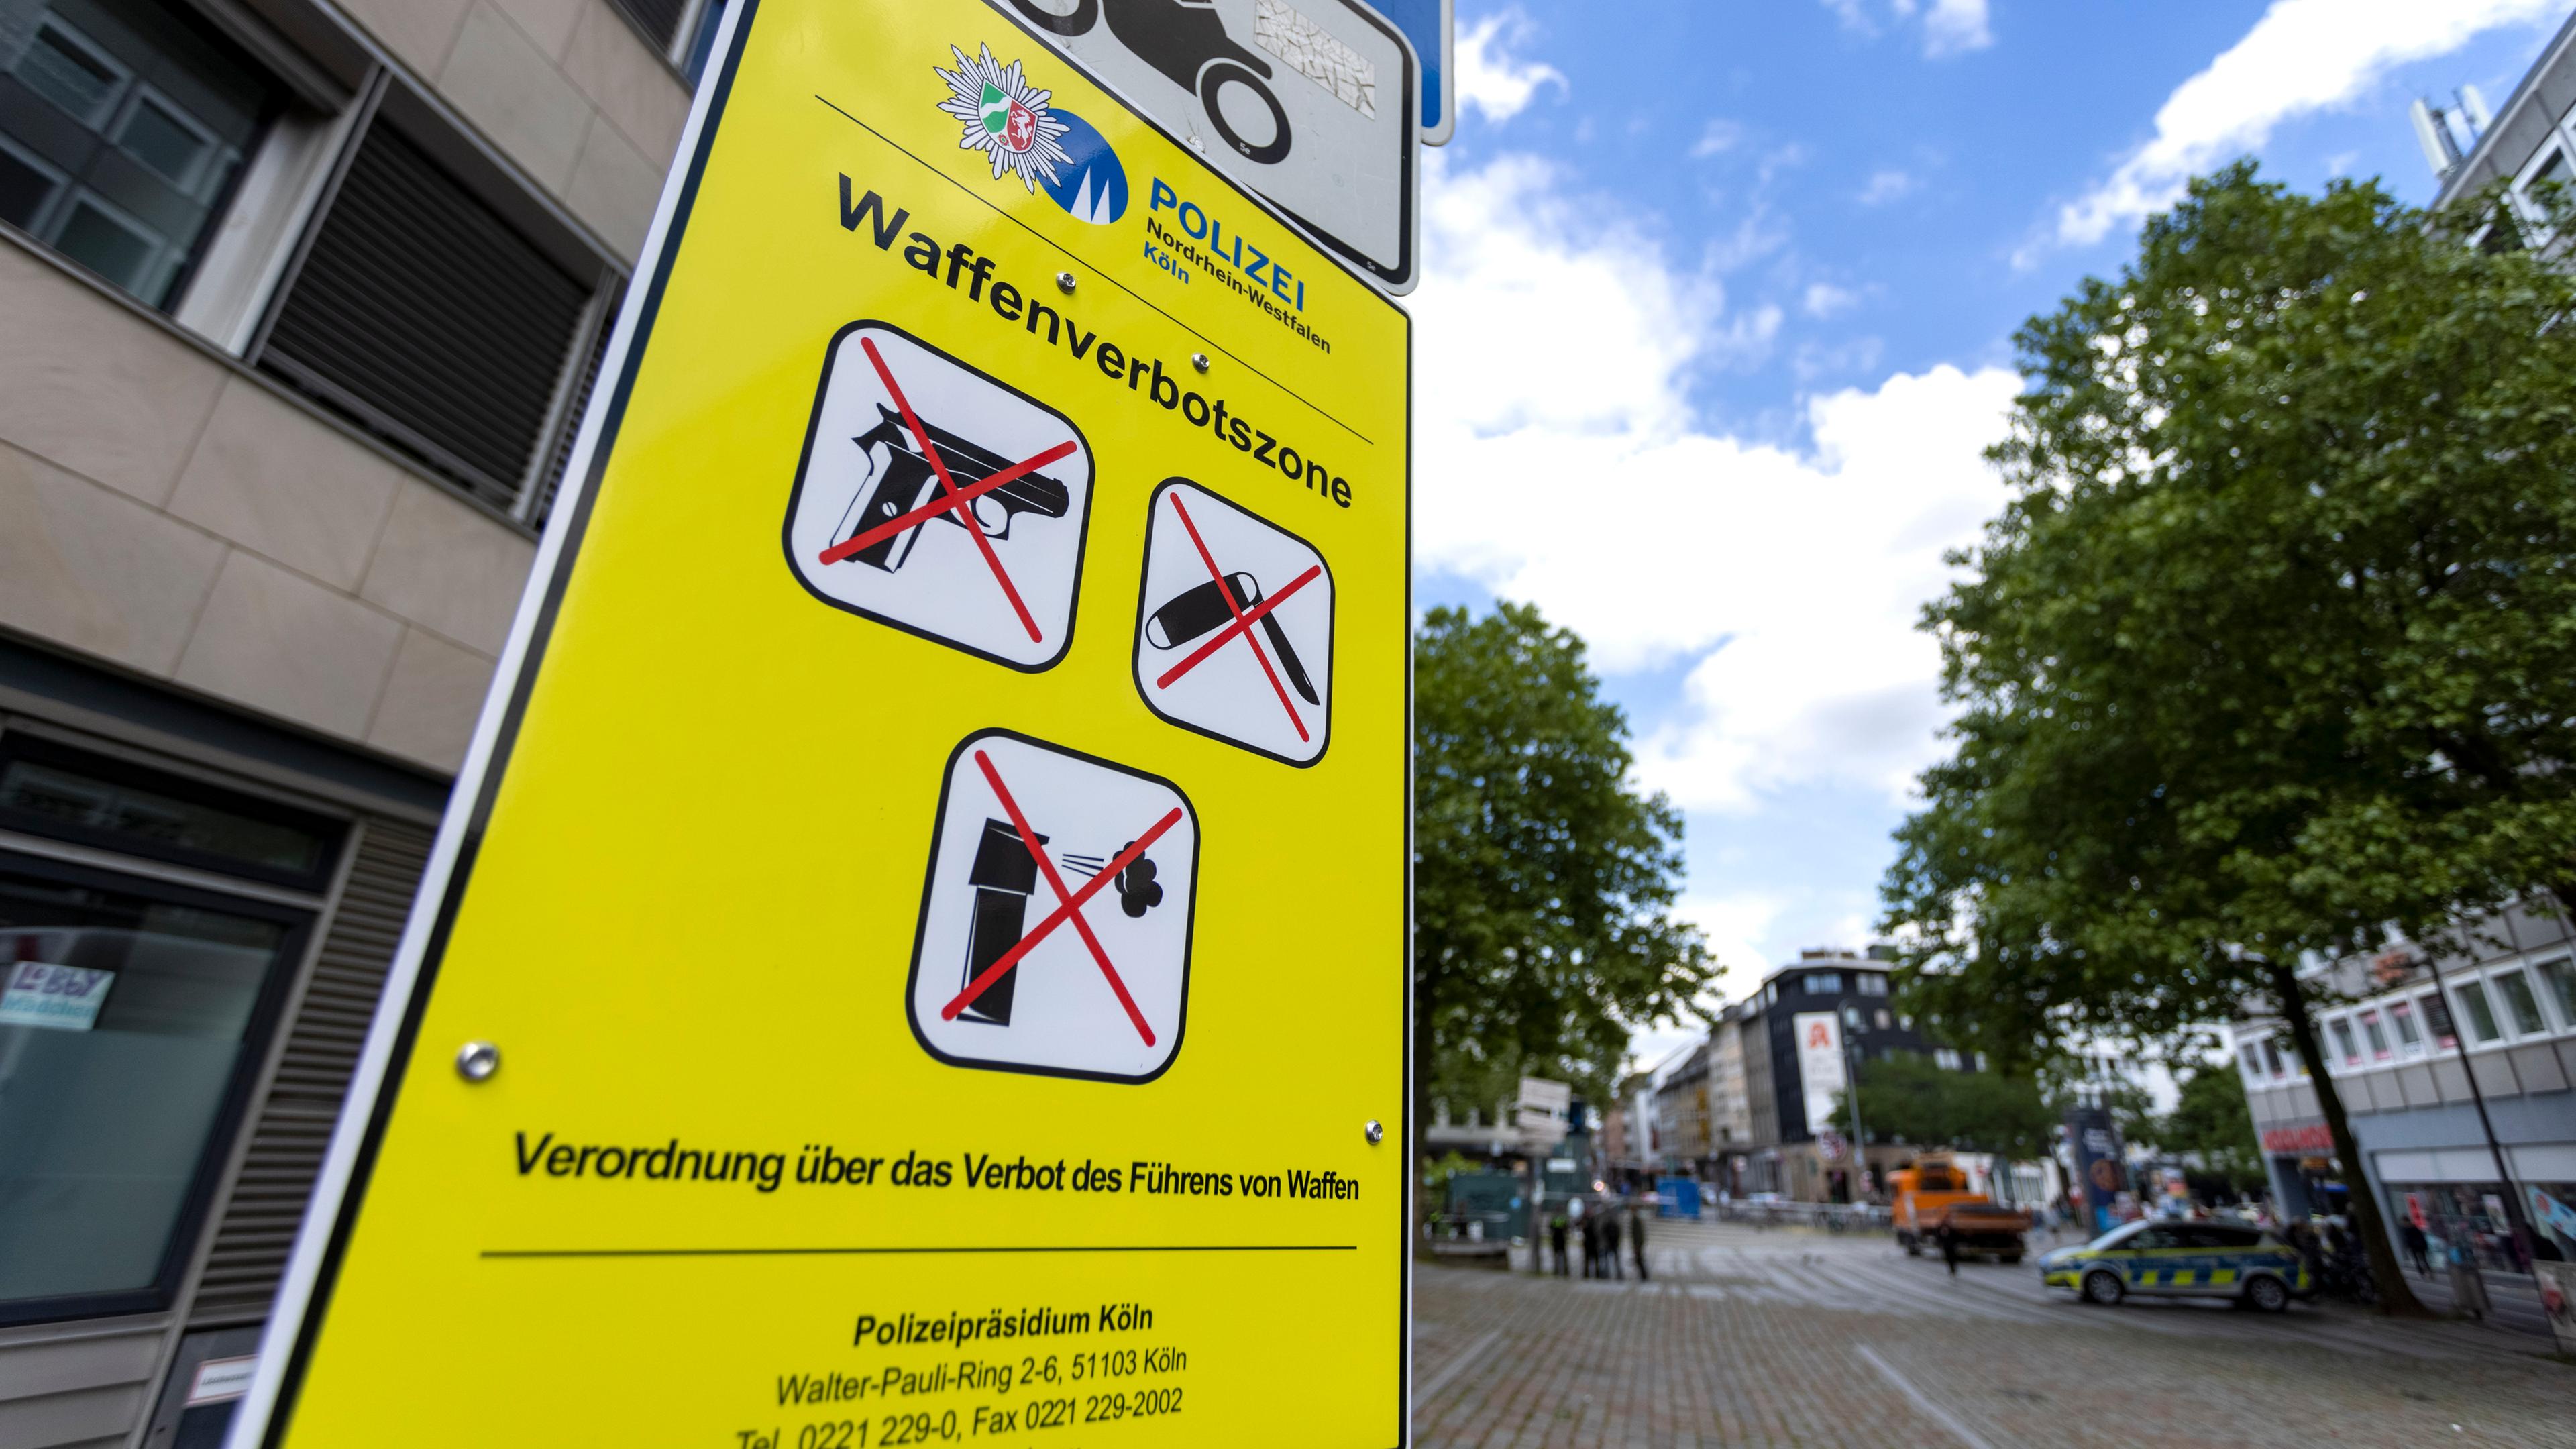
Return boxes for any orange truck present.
[1890,1152,2033,1264]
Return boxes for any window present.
[1933,1047,1964,1071]
[1874,1008,1892,1030]
[2241,1044,2263,1081]
[2357,1009,2390,1061]
[0,0,282,307]
[682,0,730,87]
[1856,973,1888,997]
[2491,969,2546,1036]
[1841,1005,1863,1030]
[2182,1224,2260,1250]
[0,735,337,890]
[2538,957,2576,1028]
[0,734,335,1327]
[2453,980,2502,1044]
[2388,998,2422,1053]
[611,0,725,83]
[2516,146,2568,235]
[258,114,602,512]
[1801,971,1843,996]
[2329,1016,2361,1066]
[2419,991,2457,1050]
[610,0,693,52]
[2261,1039,2285,1077]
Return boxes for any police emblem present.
[935,44,1073,189]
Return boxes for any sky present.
[1403,0,2573,1072]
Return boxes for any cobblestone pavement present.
[1412,1219,2575,1449]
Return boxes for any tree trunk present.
[2270,961,2432,1317]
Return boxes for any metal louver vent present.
[530,297,618,529]
[260,123,592,511]
[188,818,433,1326]
[611,0,689,51]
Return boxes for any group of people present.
[1544,1196,1650,1281]
[2394,1217,2499,1320]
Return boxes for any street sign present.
[1364,0,1454,144]
[996,0,1419,292]
[232,1,1411,1445]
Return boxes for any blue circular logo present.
[1043,109,1127,225]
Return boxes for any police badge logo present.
[935,44,1073,189]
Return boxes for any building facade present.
[1652,1037,1713,1174]
[0,1,720,1442]
[1730,949,1944,1202]
[2420,6,2576,249]
[2230,900,2576,1277]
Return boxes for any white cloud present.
[1821,0,1992,57]
[1454,9,1567,125]
[1856,168,1917,205]
[1414,151,2021,815]
[2050,0,2558,252]
[1691,117,1745,158]
[1803,281,1860,317]
[1674,893,1784,986]
[1921,0,1993,58]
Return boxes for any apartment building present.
[0,1,720,1443]
[2229,900,2576,1278]
[1735,949,1941,1202]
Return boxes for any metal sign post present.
[229,1,1411,1443]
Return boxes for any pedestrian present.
[1548,1212,1570,1277]
[1580,1207,1602,1278]
[1629,1204,1650,1282]
[1601,1201,1624,1280]
[2400,1219,2432,1279]
[1935,1216,1961,1277]
[2445,1233,2491,1322]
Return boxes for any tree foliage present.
[2143,1066,2267,1191]
[1413,602,1713,1151]
[1882,164,2576,1311]
[1836,1056,2057,1161]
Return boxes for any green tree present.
[1835,1055,2057,1161]
[2145,1066,2268,1192]
[1413,602,1715,1165]
[1882,165,2576,1314]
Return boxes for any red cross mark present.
[1152,492,1325,740]
[938,749,1183,1045]
[818,337,1069,643]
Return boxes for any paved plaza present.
[1412,1219,2574,1448]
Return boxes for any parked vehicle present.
[2039,1220,2312,1312]
[1890,1152,2032,1263]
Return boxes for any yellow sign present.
[241,1,1411,1444]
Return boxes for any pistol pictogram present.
[833,405,1073,572]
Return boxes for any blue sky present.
[1399,0,2571,1069]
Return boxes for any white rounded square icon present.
[785,321,1094,670]
[1132,480,1335,765]
[906,730,1198,1083]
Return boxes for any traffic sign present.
[997,0,1419,292]
[1364,0,1454,144]
[232,1,1411,1445]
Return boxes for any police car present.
[2039,1220,2310,1311]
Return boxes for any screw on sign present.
[908,731,1199,1083]
[784,323,1094,670]
[1132,480,1334,765]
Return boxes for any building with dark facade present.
[1731,949,1947,1202]
[0,1,722,1442]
